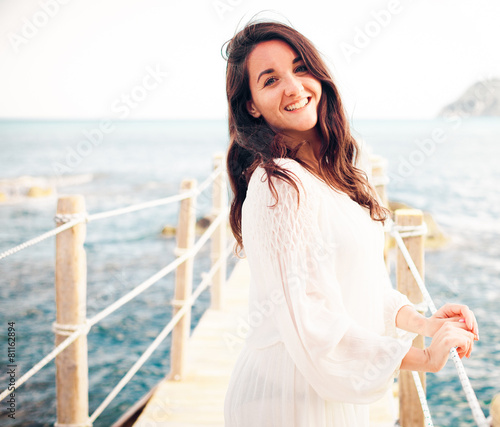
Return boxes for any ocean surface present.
[0,118,499,426]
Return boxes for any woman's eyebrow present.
[256,57,303,83]
[257,68,274,83]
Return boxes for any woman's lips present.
[284,97,310,112]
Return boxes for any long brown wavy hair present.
[223,21,388,252]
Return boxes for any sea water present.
[0,118,498,426]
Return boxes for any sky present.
[0,0,499,120]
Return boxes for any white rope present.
[0,216,87,261]
[87,192,192,222]
[389,219,489,427]
[0,210,228,404]
[412,371,435,427]
[196,167,222,196]
[52,321,86,336]
[54,213,88,224]
[388,219,437,314]
[449,350,489,427]
[170,299,185,308]
[89,244,231,423]
[391,223,428,238]
[86,209,227,329]
[0,166,224,261]
[87,166,222,223]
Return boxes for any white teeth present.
[285,98,309,111]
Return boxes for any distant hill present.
[439,78,500,117]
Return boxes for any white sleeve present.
[248,163,414,404]
[382,275,417,340]
[355,140,416,338]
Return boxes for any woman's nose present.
[284,74,303,97]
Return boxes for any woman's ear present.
[246,100,261,118]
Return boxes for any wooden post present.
[396,209,425,427]
[370,154,389,208]
[54,195,90,426]
[170,179,197,381]
[371,155,391,270]
[211,153,227,310]
[492,394,500,427]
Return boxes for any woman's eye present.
[295,65,308,73]
[264,77,277,87]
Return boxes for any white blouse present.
[225,158,417,426]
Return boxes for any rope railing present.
[0,320,90,402]
[89,242,233,423]
[4,154,490,426]
[412,371,435,427]
[87,208,227,329]
[0,154,230,427]
[388,218,489,427]
[0,166,223,262]
[86,166,222,223]
[0,216,86,261]
[0,208,228,404]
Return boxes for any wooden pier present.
[129,258,401,427]
[113,156,421,427]
[3,153,496,426]
[131,258,249,426]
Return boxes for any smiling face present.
[246,39,323,144]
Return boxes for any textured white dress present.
[224,158,417,427]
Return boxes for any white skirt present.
[224,342,370,427]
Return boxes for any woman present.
[223,20,478,426]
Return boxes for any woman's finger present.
[468,340,474,358]
[458,305,479,336]
[449,321,474,332]
[439,303,479,338]
[458,313,479,339]
[439,326,475,352]
[470,311,479,338]
[457,330,475,358]
[439,303,466,318]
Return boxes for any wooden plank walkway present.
[132,259,399,426]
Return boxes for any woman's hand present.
[423,321,476,373]
[399,304,479,373]
[424,303,479,339]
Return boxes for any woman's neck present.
[281,127,323,175]
[284,127,322,164]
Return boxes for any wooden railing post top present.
[213,152,225,162]
[57,195,86,213]
[395,208,423,219]
[180,179,197,190]
[369,154,387,166]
